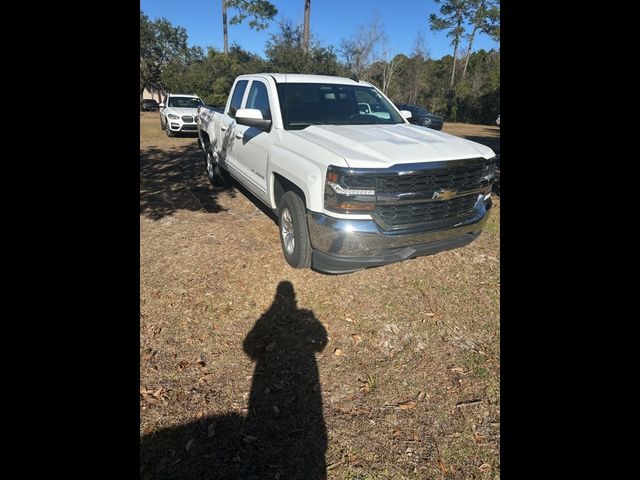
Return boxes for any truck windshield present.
[168,97,204,108]
[276,83,404,130]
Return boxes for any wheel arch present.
[272,173,307,213]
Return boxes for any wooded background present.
[141,1,500,124]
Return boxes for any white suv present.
[159,94,204,136]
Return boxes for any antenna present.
[350,73,359,82]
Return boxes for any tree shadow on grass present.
[140,142,235,221]
[140,281,328,480]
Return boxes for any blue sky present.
[140,0,500,60]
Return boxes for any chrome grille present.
[374,195,479,228]
[376,158,494,195]
[371,157,495,229]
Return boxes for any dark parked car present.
[395,103,444,130]
[141,99,159,112]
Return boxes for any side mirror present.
[236,108,272,131]
[158,103,165,108]
[400,110,413,119]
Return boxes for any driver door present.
[230,79,275,204]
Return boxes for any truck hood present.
[165,107,200,116]
[289,123,494,168]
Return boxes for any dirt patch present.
[140,112,500,479]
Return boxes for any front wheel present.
[166,123,175,137]
[278,191,312,269]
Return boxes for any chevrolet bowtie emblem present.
[432,189,457,200]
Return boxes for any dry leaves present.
[335,405,371,416]
[392,428,421,442]
[398,400,417,410]
[351,334,362,345]
[334,348,343,356]
[140,386,164,399]
[142,348,157,361]
[385,323,401,335]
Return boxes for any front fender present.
[268,145,327,212]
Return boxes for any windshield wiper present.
[288,121,325,130]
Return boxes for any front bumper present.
[307,195,492,274]
[167,119,198,132]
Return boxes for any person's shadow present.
[140,281,328,480]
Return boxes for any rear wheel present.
[205,146,229,187]
[278,191,312,269]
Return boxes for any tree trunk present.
[462,27,478,80]
[303,0,311,53]
[450,39,458,88]
[222,0,228,54]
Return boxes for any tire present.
[277,191,312,269]
[205,145,229,187]
[166,124,175,137]
[160,115,165,130]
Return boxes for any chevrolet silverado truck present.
[197,74,497,274]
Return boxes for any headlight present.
[324,166,376,213]
[167,114,179,120]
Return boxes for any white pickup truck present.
[197,74,497,274]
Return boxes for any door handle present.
[221,124,228,131]
[235,131,243,139]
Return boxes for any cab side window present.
[245,81,271,120]
[229,80,249,119]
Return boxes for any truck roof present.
[237,73,372,87]
[167,93,201,98]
